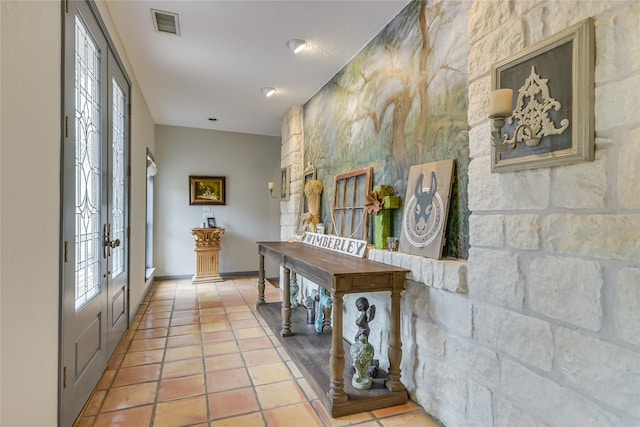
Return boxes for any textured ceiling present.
[105,1,411,137]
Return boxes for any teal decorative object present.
[314,288,332,333]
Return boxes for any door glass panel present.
[75,15,102,311]
[111,78,125,278]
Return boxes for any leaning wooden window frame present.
[331,166,373,241]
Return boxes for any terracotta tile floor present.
[74,277,441,427]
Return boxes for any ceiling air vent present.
[151,9,180,36]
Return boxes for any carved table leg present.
[386,286,405,392]
[329,292,348,403]
[290,271,299,308]
[281,267,293,336]
[257,252,265,305]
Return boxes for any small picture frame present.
[280,167,290,200]
[207,217,217,228]
[491,18,594,172]
[189,176,226,205]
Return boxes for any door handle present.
[103,224,120,256]
[103,224,110,258]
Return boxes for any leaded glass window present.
[75,15,102,310]
[111,78,125,277]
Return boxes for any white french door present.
[60,2,130,426]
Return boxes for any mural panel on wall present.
[303,0,471,259]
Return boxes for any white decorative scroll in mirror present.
[501,65,570,149]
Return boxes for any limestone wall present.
[280,105,304,242]
[279,1,640,425]
[462,1,640,425]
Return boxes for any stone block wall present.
[279,2,640,425]
[463,1,640,426]
[280,105,304,242]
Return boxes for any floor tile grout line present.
[244,277,329,427]
[107,288,161,422]
[147,280,174,427]
[198,280,215,425]
[222,279,271,427]
[203,279,253,423]
[236,278,311,425]
[85,284,159,425]
[222,279,260,424]
[80,277,431,427]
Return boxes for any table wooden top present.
[258,241,409,293]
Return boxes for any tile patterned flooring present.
[74,277,440,427]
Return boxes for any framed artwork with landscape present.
[189,176,226,205]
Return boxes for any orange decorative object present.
[365,191,384,215]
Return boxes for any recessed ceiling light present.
[261,87,276,97]
[287,38,307,54]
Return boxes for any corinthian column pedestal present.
[190,228,225,284]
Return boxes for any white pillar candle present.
[488,88,513,117]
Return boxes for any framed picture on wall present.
[189,176,226,205]
[491,18,594,172]
[280,167,290,200]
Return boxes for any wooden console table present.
[256,241,409,417]
[190,228,225,284]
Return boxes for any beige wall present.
[1,2,61,425]
[0,2,3,422]
[0,1,156,425]
[154,125,281,280]
[127,82,156,314]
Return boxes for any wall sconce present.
[261,87,276,98]
[489,66,570,153]
[146,158,158,177]
[268,181,277,198]
[489,88,541,152]
[287,38,307,54]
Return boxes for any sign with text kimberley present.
[300,232,368,258]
